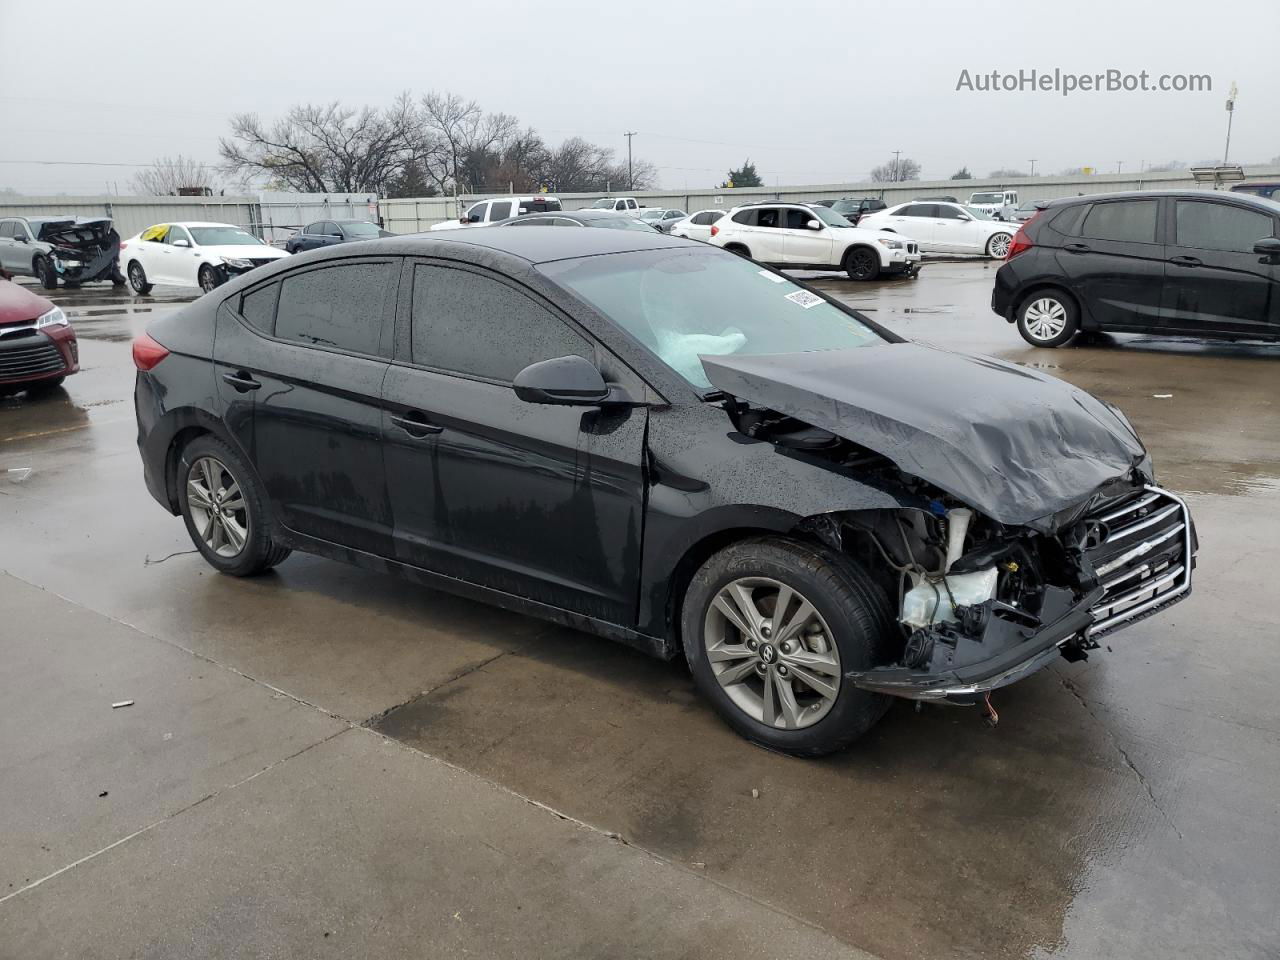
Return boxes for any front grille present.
[0,340,65,380]
[1084,486,1192,638]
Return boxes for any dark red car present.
[0,276,78,391]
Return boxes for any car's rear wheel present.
[198,264,220,294]
[986,232,1013,259]
[844,246,881,281]
[178,436,291,576]
[1016,290,1079,347]
[34,255,57,289]
[128,261,153,295]
[682,537,894,756]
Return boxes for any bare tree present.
[131,155,221,195]
[987,168,1029,179]
[869,156,921,182]
[220,94,417,193]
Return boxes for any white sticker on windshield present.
[757,270,786,283]
[784,290,823,309]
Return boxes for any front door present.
[1160,197,1280,338]
[1059,198,1165,330]
[887,204,938,249]
[781,207,834,264]
[381,260,647,623]
[213,258,400,556]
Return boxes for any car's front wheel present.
[127,261,153,295]
[1016,290,1079,347]
[198,264,220,294]
[178,436,291,576]
[34,255,57,289]
[986,232,1013,259]
[682,537,894,756]
[843,246,881,281]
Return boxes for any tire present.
[682,537,894,756]
[198,264,220,294]
[127,260,153,295]
[986,232,1013,259]
[110,268,126,287]
[35,255,57,289]
[843,246,881,281]
[1016,289,1079,348]
[177,435,291,577]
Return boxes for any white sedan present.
[857,201,1015,258]
[670,209,727,242]
[120,222,289,294]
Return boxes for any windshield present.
[539,247,883,390]
[830,199,860,213]
[807,206,852,228]
[188,226,264,246]
[591,217,656,231]
[963,206,994,220]
[340,221,381,238]
[969,193,1004,205]
[591,199,617,209]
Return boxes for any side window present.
[465,202,488,222]
[936,205,965,220]
[275,261,393,356]
[141,224,169,243]
[1051,204,1088,236]
[614,201,626,211]
[304,222,321,235]
[488,200,513,221]
[0,221,14,239]
[1175,201,1274,254]
[785,208,815,229]
[896,205,922,217]
[239,283,279,334]
[411,264,591,381]
[1080,200,1158,243]
[756,208,781,228]
[692,212,711,225]
[914,204,940,219]
[320,222,338,236]
[505,217,548,227]
[166,226,191,245]
[731,209,757,226]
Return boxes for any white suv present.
[709,202,921,280]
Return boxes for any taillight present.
[1005,221,1035,260]
[710,224,719,237]
[132,333,170,371]
[119,241,128,250]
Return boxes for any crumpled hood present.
[701,343,1149,527]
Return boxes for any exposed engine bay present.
[725,398,1196,703]
[37,218,125,286]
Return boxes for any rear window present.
[239,283,279,334]
[275,262,393,356]
[1080,200,1158,244]
[1050,204,1088,235]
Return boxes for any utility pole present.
[891,150,902,181]
[1028,159,1036,176]
[624,131,637,190]
[1116,161,1123,174]
[1224,82,1238,163]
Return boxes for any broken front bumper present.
[847,486,1195,704]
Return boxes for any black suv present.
[993,190,1280,347]
[830,197,887,225]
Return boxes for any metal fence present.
[0,196,261,239]
[256,192,382,245]
[377,164,1280,233]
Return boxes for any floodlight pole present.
[1223,83,1238,163]
[625,131,637,190]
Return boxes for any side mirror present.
[806,219,823,230]
[172,238,191,248]
[1254,237,1280,258]
[15,235,28,243]
[512,355,609,405]
[957,213,972,221]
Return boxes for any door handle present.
[1064,243,1091,253]
[390,412,443,437]
[1169,255,1202,267]
[222,371,261,392]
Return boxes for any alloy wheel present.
[703,577,841,729]
[989,233,1011,258]
[187,456,249,558]
[1023,297,1068,341]
[199,267,217,293]
[129,263,146,292]
[848,249,878,280]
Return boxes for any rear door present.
[485,199,515,223]
[1059,198,1164,330]
[1160,197,1279,337]
[381,260,648,622]
[136,225,171,284]
[213,257,399,556]
[887,204,938,247]
[933,204,979,252]
[731,207,787,262]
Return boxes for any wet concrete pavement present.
[1,267,1277,958]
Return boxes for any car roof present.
[1040,189,1280,213]
[330,225,690,265]
[522,209,640,222]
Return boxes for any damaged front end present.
[704,344,1197,704]
[37,218,123,284]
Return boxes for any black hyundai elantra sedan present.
[133,228,1196,755]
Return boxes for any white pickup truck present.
[431,196,563,231]
[587,197,641,214]
[967,189,1019,220]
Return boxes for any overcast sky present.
[1,0,1277,195]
